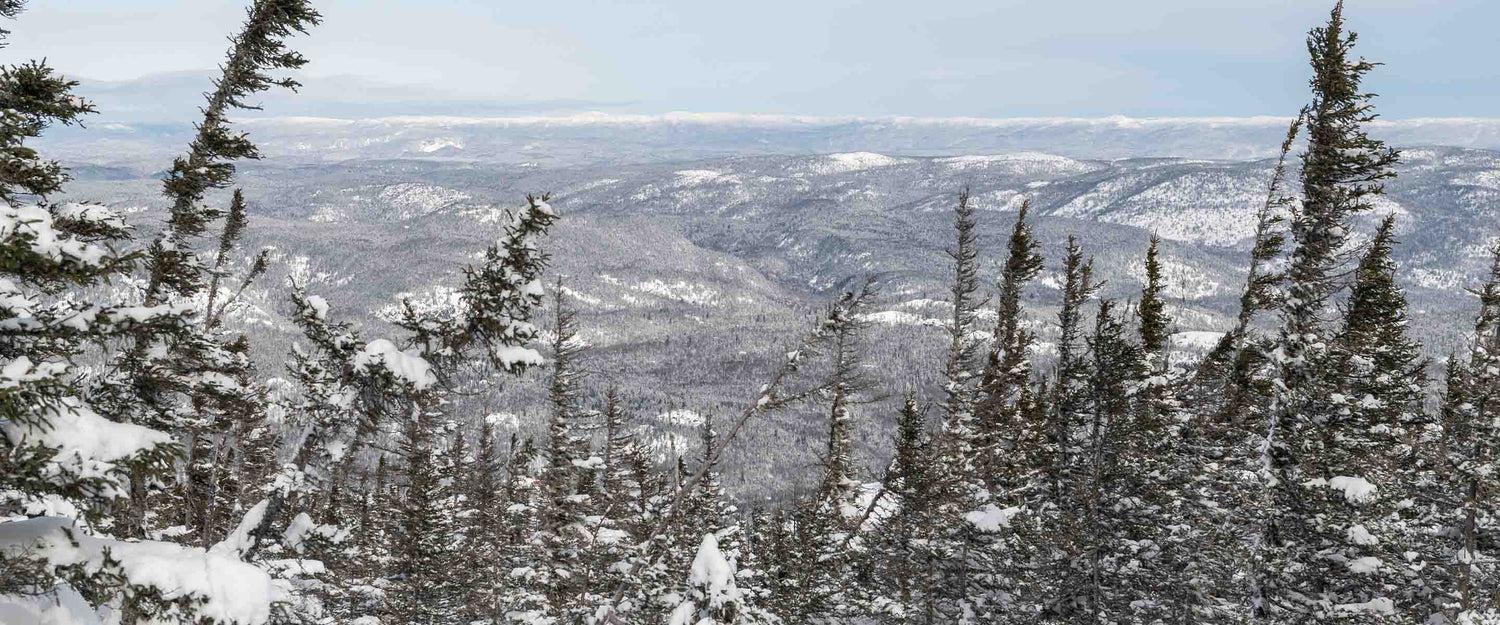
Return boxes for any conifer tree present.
[975,200,1045,490]
[938,188,987,485]
[668,533,779,625]
[864,393,943,623]
[0,4,292,621]
[388,407,462,625]
[1138,235,1170,359]
[1197,121,1299,428]
[1431,248,1500,622]
[458,420,506,622]
[1052,235,1100,500]
[1076,301,1143,620]
[512,281,599,622]
[1259,2,1407,619]
[922,191,1010,622]
[1337,215,1427,436]
[100,0,321,542]
[776,283,877,623]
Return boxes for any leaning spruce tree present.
[0,2,307,623]
[1258,1,1407,620]
[975,200,1046,491]
[94,0,321,543]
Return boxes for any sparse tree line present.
[1,1,1496,624]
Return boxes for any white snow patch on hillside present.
[1059,170,1268,246]
[860,310,944,328]
[632,280,719,306]
[1054,174,1151,219]
[673,170,731,186]
[485,413,521,430]
[378,183,471,220]
[799,152,904,175]
[974,189,1029,212]
[1126,256,1224,300]
[1452,170,1500,190]
[558,285,603,307]
[415,138,463,153]
[655,409,705,427]
[899,299,951,310]
[937,153,1097,176]
[1367,195,1409,217]
[636,427,692,463]
[1171,331,1225,352]
[1410,267,1467,290]
[377,285,464,322]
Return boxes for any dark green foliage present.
[1137,235,1169,357]
[388,408,463,625]
[0,61,95,203]
[975,200,1045,490]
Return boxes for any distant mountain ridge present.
[39,108,1500,167]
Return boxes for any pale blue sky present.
[5,0,1495,118]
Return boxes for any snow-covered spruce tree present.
[937,188,987,490]
[332,455,393,623]
[681,416,772,625]
[235,195,556,622]
[1137,235,1169,362]
[508,281,604,623]
[1085,301,1146,620]
[602,388,663,540]
[668,533,778,625]
[1173,116,1305,623]
[601,388,643,523]
[458,419,508,623]
[1334,215,1427,449]
[497,434,545,623]
[862,393,944,624]
[177,189,275,548]
[598,288,883,625]
[1016,234,1100,620]
[94,0,320,543]
[1258,2,1408,620]
[387,407,463,625]
[773,283,878,623]
[975,199,1045,492]
[1331,214,1429,589]
[0,4,287,622]
[922,189,1007,622]
[1126,239,1235,621]
[1430,248,1500,623]
[965,210,1061,620]
[1196,114,1300,426]
[1050,235,1099,502]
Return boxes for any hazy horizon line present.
[220,112,1500,128]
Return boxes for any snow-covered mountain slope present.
[54,146,1500,501]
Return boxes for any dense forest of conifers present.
[1,0,1496,624]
